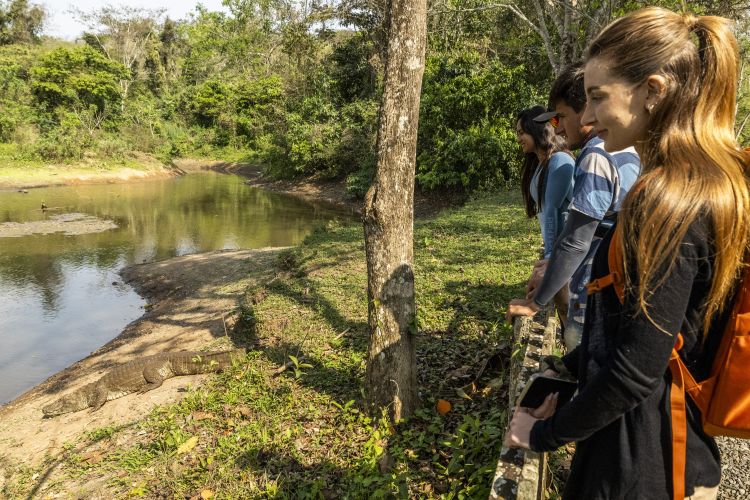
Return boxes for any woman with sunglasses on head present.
[517,106,575,260]
[505,7,750,500]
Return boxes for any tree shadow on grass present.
[261,339,364,403]
[441,278,528,336]
[263,275,367,345]
[413,278,529,403]
[244,250,532,406]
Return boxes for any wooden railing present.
[489,309,559,500]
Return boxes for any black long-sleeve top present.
[530,218,728,499]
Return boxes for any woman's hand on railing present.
[503,393,558,449]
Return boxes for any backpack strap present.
[586,225,707,500]
[586,224,625,301]
[665,334,712,500]
[669,335,688,500]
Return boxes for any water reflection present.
[0,172,349,403]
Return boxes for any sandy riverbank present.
[0,247,283,468]
[0,155,178,190]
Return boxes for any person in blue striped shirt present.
[507,63,641,350]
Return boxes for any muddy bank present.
[0,247,282,467]
[0,213,117,238]
[173,158,466,218]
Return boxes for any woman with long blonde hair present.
[504,7,750,499]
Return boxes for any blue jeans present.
[564,319,583,351]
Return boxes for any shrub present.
[95,136,129,160]
[416,50,541,191]
[10,123,39,147]
[32,129,90,161]
[30,46,128,126]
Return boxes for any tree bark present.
[363,0,426,422]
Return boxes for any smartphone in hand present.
[518,374,577,409]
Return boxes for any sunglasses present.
[549,116,560,128]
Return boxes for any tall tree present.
[425,0,618,74]
[363,0,427,421]
[30,46,128,126]
[0,0,45,45]
[73,6,164,103]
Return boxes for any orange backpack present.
[587,225,750,500]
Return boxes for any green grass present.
[8,190,541,498]
[0,142,168,188]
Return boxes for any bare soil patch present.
[0,247,282,468]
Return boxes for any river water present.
[0,172,349,404]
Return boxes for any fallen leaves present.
[236,405,253,419]
[190,411,215,422]
[436,399,452,415]
[80,449,105,464]
[455,387,473,400]
[176,436,199,455]
[188,489,215,500]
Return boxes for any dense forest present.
[2,0,750,196]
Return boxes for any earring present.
[647,104,654,113]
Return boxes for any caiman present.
[42,348,246,417]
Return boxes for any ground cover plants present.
[2,190,541,498]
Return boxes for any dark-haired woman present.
[517,106,575,259]
[505,7,750,500]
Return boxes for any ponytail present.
[691,16,740,150]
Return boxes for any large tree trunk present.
[363,0,427,422]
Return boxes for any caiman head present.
[42,389,92,417]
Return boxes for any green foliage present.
[188,79,231,126]
[266,93,378,183]
[281,109,337,174]
[31,45,128,120]
[417,50,540,191]
[7,0,747,193]
[0,43,34,141]
[30,119,91,160]
[234,75,284,115]
[233,75,285,143]
[329,32,378,102]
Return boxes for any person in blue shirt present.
[517,106,575,260]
